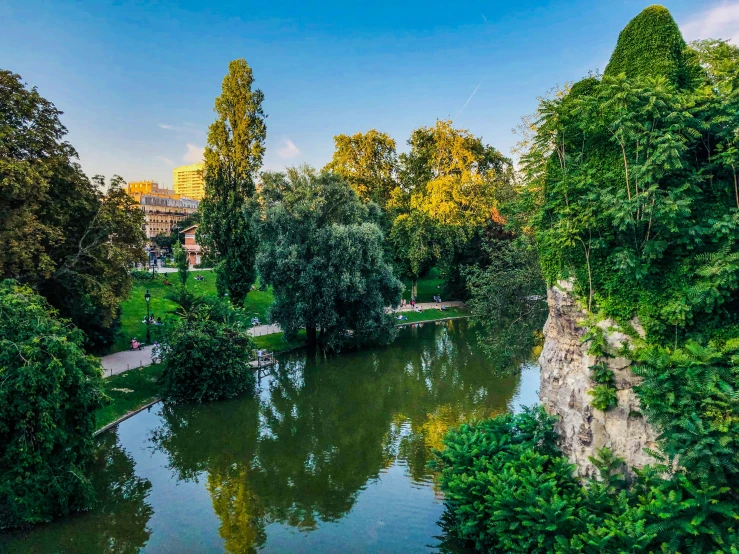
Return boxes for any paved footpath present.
[100,301,465,378]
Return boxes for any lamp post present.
[145,289,151,344]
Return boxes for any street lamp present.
[145,289,151,343]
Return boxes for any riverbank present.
[95,331,308,432]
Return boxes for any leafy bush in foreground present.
[432,407,739,553]
[158,308,256,403]
[0,280,104,528]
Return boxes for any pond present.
[3,320,539,553]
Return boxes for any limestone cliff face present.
[538,282,659,478]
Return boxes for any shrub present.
[0,280,105,528]
[430,407,591,553]
[588,385,618,411]
[158,313,256,403]
[131,269,156,281]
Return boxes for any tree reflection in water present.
[150,320,526,552]
[0,430,153,554]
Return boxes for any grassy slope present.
[394,306,469,323]
[96,364,164,429]
[111,271,274,353]
[401,267,444,302]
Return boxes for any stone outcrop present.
[538,281,659,478]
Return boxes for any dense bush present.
[430,407,588,553]
[0,280,105,528]
[158,306,256,403]
[433,408,739,553]
[130,269,156,281]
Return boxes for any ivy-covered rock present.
[0,280,105,528]
[604,5,701,87]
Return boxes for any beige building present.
[126,180,179,200]
[138,195,199,240]
[173,163,205,200]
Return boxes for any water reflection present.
[1,431,153,553]
[149,320,521,552]
[1,320,537,553]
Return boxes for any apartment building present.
[173,163,205,200]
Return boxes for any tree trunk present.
[412,278,418,301]
[306,324,317,347]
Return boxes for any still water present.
[3,320,539,553]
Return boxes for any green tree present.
[257,166,402,349]
[0,70,146,349]
[390,120,514,297]
[199,59,266,305]
[323,129,398,207]
[0,280,104,528]
[159,307,256,404]
[172,241,189,286]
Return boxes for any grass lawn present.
[393,306,469,324]
[252,330,307,352]
[110,271,275,354]
[402,267,445,303]
[95,363,164,430]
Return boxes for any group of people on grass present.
[142,315,163,326]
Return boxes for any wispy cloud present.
[158,123,174,130]
[183,144,204,163]
[481,13,487,22]
[456,76,487,119]
[681,1,739,44]
[277,139,300,159]
[156,156,174,166]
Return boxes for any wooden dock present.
[250,351,276,379]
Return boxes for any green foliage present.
[431,407,590,553]
[389,120,515,293]
[199,59,265,304]
[465,235,548,367]
[482,9,739,551]
[0,70,146,348]
[588,361,619,411]
[0,280,104,528]
[257,166,402,350]
[323,129,398,207]
[434,409,739,553]
[634,340,739,489]
[172,241,189,286]
[130,269,156,281]
[604,5,701,88]
[588,385,619,412]
[158,305,256,404]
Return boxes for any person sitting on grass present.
[396,314,407,321]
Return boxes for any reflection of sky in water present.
[3,320,540,554]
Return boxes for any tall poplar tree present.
[199,59,266,304]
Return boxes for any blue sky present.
[2,0,738,187]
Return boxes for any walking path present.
[101,345,156,378]
[100,301,465,378]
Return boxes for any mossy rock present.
[604,5,700,88]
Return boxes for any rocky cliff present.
[538,281,659,478]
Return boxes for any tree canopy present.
[323,129,398,207]
[0,70,146,348]
[199,59,266,304]
[0,280,105,528]
[257,167,402,349]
